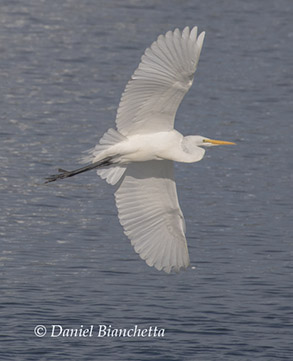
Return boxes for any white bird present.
[46,26,235,273]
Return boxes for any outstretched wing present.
[115,26,205,136]
[115,160,189,273]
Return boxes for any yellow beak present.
[204,138,236,145]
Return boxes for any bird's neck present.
[179,137,206,163]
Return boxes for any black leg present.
[45,157,113,183]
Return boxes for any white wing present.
[115,160,189,273]
[115,26,205,136]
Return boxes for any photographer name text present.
[34,324,165,338]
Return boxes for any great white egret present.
[46,26,235,273]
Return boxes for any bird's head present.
[181,135,236,162]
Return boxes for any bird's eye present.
[202,139,208,143]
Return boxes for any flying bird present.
[46,26,235,273]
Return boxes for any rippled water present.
[1,0,292,360]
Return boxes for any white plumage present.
[115,160,188,273]
[116,27,205,135]
[46,26,235,273]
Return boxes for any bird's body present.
[46,26,235,273]
[91,130,205,164]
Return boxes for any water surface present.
[1,0,292,360]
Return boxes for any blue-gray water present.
[1,0,292,360]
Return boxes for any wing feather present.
[115,160,189,273]
[115,26,205,135]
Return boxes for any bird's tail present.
[80,128,127,164]
[80,128,128,185]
